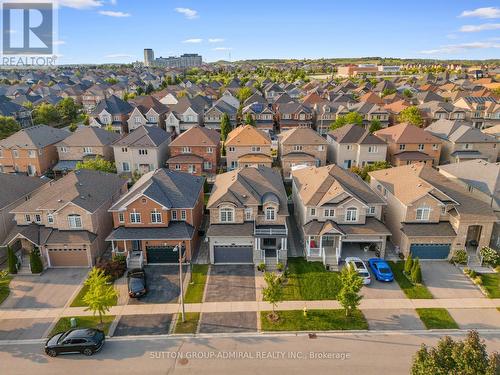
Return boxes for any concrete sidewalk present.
[0,298,499,320]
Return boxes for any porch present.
[254,224,288,266]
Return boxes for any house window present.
[220,207,234,223]
[244,208,253,221]
[251,146,261,152]
[138,149,148,155]
[171,210,178,220]
[441,206,446,215]
[310,208,316,216]
[432,144,438,150]
[60,147,67,153]
[182,147,191,154]
[130,212,141,223]
[345,207,357,222]
[367,206,376,215]
[118,213,125,223]
[318,145,324,151]
[175,164,181,170]
[416,207,430,221]
[47,214,54,224]
[151,210,162,223]
[122,162,130,172]
[83,147,92,154]
[418,144,424,151]
[293,145,303,151]
[188,164,196,174]
[13,149,19,158]
[265,207,276,221]
[203,161,212,170]
[0,150,3,158]
[28,150,36,158]
[228,146,235,152]
[135,116,141,124]
[181,210,186,220]
[25,214,31,223]
[399,144,406,151]
[368,146,378,153]
[121,147,128,153]
[346,145,352,151]
[463,143,471,150]
[35,214,41,223]
[68,214,83,229]
[207,147,213,153]
[324,208,335,217]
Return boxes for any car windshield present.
[360,271,370,278]
[378,266,391,274]
[354,261,364,269]
[129,277,144,292]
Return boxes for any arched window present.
[345,207,357,222]
[68,214,82,229]
[220,207,234,223]
[265,207,276,221]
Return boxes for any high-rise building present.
[144,49,154,67]
[144,49,202,68]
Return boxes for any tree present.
[411,258,422,284]
[236,87,253,103]
[245,113,255,126]
[350,161,391,181]
[369,119,382,133]
[404,253,414,275]
[145,83,154,95]
[135,87,144,96]
[403,88,413,99]
[7,246,17,274]
[0,116,20,140]
[330,111,364,130]
[83,267,118,324]
[33,103,61,125]
[69,123,78,132]
[381,88,396,97]
[338,265,364,317]
[411,330,500,375]
[220,113,231,141]
[76,156,116,173]
[56,97,80,126]
[29,249,43,274]
[398,106,423,127]
[262,272,284,321]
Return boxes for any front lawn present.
[70,283,118,307]
[184,264,209,303]
[49,315,115,337]
[388,261,433,299]
[260,309,368,331]
[173,312,200,334]
[283,258,341,300]
[0,275,13,305]
[416,308,459,329]
[479,273,500,298]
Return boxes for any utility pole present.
[176,241,186,323]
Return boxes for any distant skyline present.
[50,1,500,64]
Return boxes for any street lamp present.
[173,241,186,323]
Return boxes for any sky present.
[40,0,500,64]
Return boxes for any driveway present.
[420,262,483,299]
[361,279,405,299]
[363,309,425,330]
[199,312,257,333]
[113,314,172,336]
[128,266,183,305]
[2,268,88,309]
[448,309,500,329]
[204,265,256,302]
[0,318,53,340]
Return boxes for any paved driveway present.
[420,262,483,299]
[361,279,405,299]
[128,266,183,305]
[199,312,257,333]
[204,265,256,302]
[113,314,172,336]
[363,309,425,330]
[448,308,500,329]
[2,268,88,309]
[0,318,53,340]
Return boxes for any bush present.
[257,263,266,272]
[276,262,284,272]
[404,254,413,275]
[479,246,499,267]
[451,249,468,265]
[411,258,422,284]
[96,257,126,282]
[29,249,43,274]
[474,276,483,285]
[7,246,17,274]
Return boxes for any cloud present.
[182,38,203,43]
[175,7,199,19]
[459,7,500,19]
[98,10,130,17]
[58,0,103,9]
[109,0,117,4]
[105,53,134,58]
[208,38,224,43]
[460,23,500,32]
[419,41,500,54]
[53,40,66,45]
[213,47,232,51]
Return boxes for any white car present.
[345,257,371,285]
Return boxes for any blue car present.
[368,258,394,282]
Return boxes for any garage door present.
[214,246,253,264]
[410,244,451,260]
[146,246,178,264]
[48,248,89,267]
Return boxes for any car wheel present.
[46,349,57,357]
[83,348,94,356]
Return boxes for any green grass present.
[282,258,341,300]
[174,312,200,334]
[416,308,459,329]
[479,273,500,298]
[0,275,13,305]
[49,315,115,337]
[70,283,118,307]
[388,261,433,299]
[260,309,368,331]
[184,264,209,303]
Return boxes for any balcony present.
[254,223,288,237]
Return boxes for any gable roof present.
[328,124,386,145]
[0,124,70,149]
[58,126,120,147]
[374,122,441,144]
[280,126,328,146]
[113,125,171,148]
[91,95,133,116]
[169,125,219,147]
[0,173,48,209]
[225,124,271,146]
[425,119,497,143]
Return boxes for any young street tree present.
[330,111,364,130]
[262,272,284,321]
[338,265,364,317]
[220,113,231,141]
[76,156,117,174]
[398,106,423,127]
[83,267,118,324]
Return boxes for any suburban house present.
[0,125,70,176]
[2,170,127,270]
[206,166,289,266]
[292,165,390,268]
[369,164,497,260]
[278,126,328,180]
[374,122,442,166]
[424,119,498,164]
[242,102,275,133]
[313,102,338,136]
[106,169,204,266]
[350,102,390,128]
[53,126,120,175]
[113,125,172,175]
[165,96,208,134]
[275,102,314,130]
[327,124,388,168]
[203,98,238,131]
[225,125,272,170]
[90,95,133,134]
[127,95,169,131]
[453,96,499,129]
[0,96,33,128]
[166,125,220,179]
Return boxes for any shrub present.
[7,246,17,274]
[411,258,422,284]
[96,258,126,282]
[276,262,284,272]
[474,276,483,285]
[451,249,468,265]
[404,254,413,275]
[257,263,266,272]
[30,249,43,273]
[468,269,477,279]
[479,246,499,267]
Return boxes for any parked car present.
[127,268,147,298]
[345,257,371,285]
[368,258,394,282]
[45,328,105,357]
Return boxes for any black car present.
[45,328,105,357]
[127,268,147,298]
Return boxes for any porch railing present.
[126,252,131,268]
[308,247,322,257]
[278,249,288,260]
[254,227,288,236]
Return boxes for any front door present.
[132,240,142,252]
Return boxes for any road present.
[1,331,499,375]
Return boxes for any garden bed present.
[388,261,433,299]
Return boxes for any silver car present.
[345,257,372,285]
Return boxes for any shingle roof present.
[106,222,194,241]
[91,95,133,116]
[280,126,328,146]
[169,126,219,147]
[0,173,48,208]
[225,124,271,146]
[328,124,386,145]
[57,126,120,147]
[401,222,457,237]
[374,122,441,144]
[113,125,171,147]
[425,119,497,143]
[0,125,70,149]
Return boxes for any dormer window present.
[265,207,276,221]
[220,207,234,223]
[416,207,430,221]
[345,207,357,222]
[68,214,82,229]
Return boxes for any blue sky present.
[51,0,500,64]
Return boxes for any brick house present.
[90,95,133,134]
[225,125,272,170]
